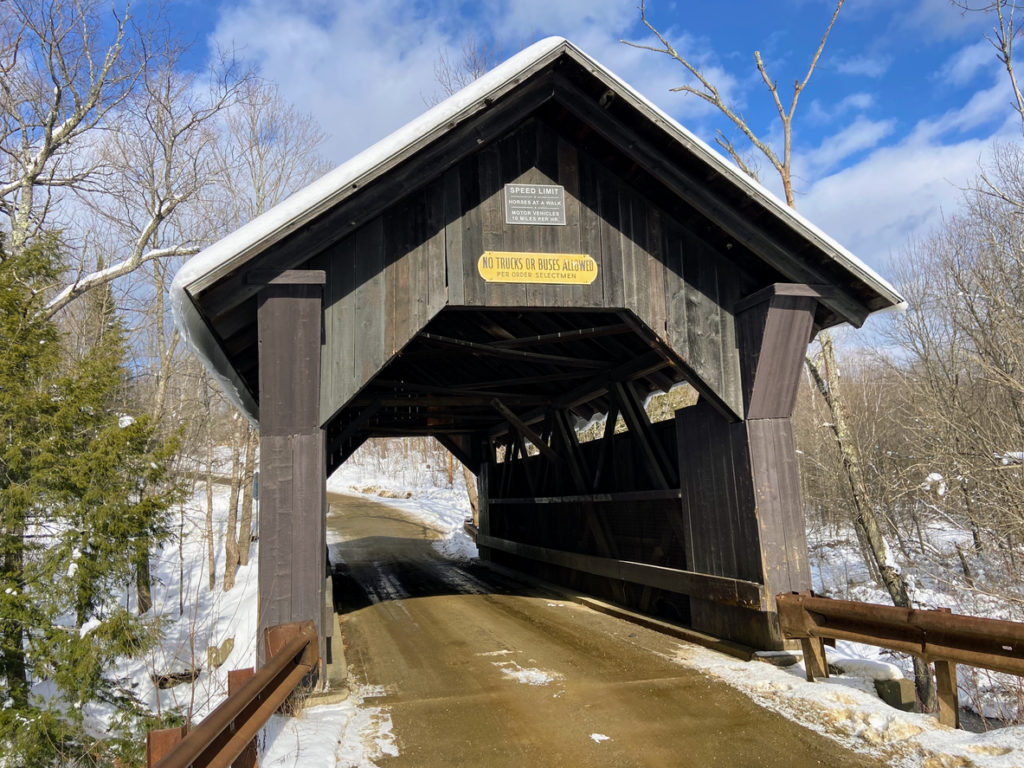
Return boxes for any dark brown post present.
[678,284,819,649]
[256,270,327,674]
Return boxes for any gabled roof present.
[171,36,905,422]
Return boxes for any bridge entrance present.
[172,37,903,670]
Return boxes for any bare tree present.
[0,0,144,257]
[954,1,1024,127]
[427,36,500,106]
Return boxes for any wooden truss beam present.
[490,398,560,464]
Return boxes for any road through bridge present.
[328,493,879,767]
[171,36,902,703]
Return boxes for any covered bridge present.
[171,37,903,668]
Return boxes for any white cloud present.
[798,115,897,178]
[897,0,990,43]
[808,91,876,123]
[799,136,994,272]
[835,54,891,78]
[944,39,997,86]
[210,0,461,162]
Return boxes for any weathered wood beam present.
[327,401,382,456]
[477,534,766,610]
[371,426,486,436]
[591,405,619,490]
[552,409,589,493]
[488,323,632,349]
[434,433,480,474]
[488,489,681,505]
[512,433,536,497]
[418,332,607,369]
[257,280,325,669]
[245,269,327,286]
[353,395,549,408]
[488,350,668,438]
[371,379,551,401]
[613,381,677,489]
[448,370,594,391]
[490,398,560,463]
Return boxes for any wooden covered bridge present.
[171,37,903,672]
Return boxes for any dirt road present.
[327,494,880,768]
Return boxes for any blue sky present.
[165,0,1019,277]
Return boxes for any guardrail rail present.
[146,620,319,768]
[777,591,1024,728]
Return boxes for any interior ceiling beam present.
[486,323,632,349]
[353,395,550,408]
[417,332,607,369]
[369,379,552,402]
[488,350,668,438]
[447,370,595,391]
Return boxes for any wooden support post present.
[552,409,589,493]
[613,381,676,489]
[228,667,258,768]
[591,405,618,490]
[934,660,960,728]
[800,638,829,682]
[146,726,186,768]
[257,271,327,676]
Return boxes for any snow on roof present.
[171,36,905,422]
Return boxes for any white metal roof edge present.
[170,35,906,422]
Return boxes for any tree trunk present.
[223,419,245,592]
[135,547,153,613]
[463,464,479,526]
[238,426,257,567]
[206,436,216,592]
[807,329,937,710]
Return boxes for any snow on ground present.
[326,440,478,562]
[261,684,397,768]
[93,480,260,731]
[667,642,1024,768]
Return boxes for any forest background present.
[3,0,1024,764]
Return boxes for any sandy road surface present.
[327,494,880,768]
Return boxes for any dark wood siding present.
[314,185,447,423]
[442,119,747,417]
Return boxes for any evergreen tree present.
[0,234,181,767]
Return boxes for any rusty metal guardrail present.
[146,620,319,768]
[776,591,1024,729]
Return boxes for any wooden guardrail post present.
[146,726,186,767]
[934,660,960,729]
[775,591,1024,729]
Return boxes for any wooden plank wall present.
[313,185,447,424]
[439,118,748,417]
[311,116,754,423]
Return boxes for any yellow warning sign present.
[477,252,598,285]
